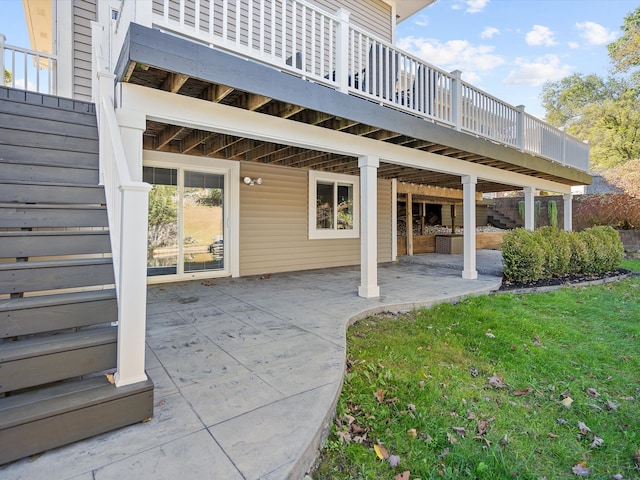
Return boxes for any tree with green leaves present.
[4,69,11,86]
[540,6,640,171]
[608,6,640,74]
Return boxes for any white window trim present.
[308,170,360,240]
[143,150,240,283]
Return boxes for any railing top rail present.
[347,23,452,77]
[1,39,57,60]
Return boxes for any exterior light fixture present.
[243,176,263,186]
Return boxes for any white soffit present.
[22,0,53,54]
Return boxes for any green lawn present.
[313,260,640,479]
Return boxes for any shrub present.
[567,231,590,274]
[502,226,623,282]
[502,228,545,283]
[538,226,571,277]
[579,226,624,273]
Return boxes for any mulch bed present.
[499,268,635,292]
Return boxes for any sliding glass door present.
[144,166,226,278]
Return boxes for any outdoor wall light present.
[243,176,263,186]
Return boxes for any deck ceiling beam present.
[162,73,190,93]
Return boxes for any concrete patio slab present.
[1,255,502,480]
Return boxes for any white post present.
[391,179,397,262]
[524,186,535,231]
[358,155,380,298]
[1,34,7,86]
[450,70,463,131]
[335,9,350,93]
[116,107,146,181]
[563,193,573,231]
[113,107,150,388]
[115,183,151,387]
[462,175,477,280]
[516,105,525,152]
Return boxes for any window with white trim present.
[309,170,359,239]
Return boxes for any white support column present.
[115,182,151,387]
[462,175,477,280]
[116,106,146,181]
[358,155,380,298]
[563,193,573,231]
[391,179,397,261]
[523,186,535,231]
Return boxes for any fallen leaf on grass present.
[632,449,640,467]
[374,443,389,460]
[446,432,459,445]
[586,388,600,398]
[605,400,618,411]
[547,432,559,438]
[513,387,533,396]
[488,373,507,389]
[388,455,401,468]
[407,403,416,411]
[485,332,496,339]
[572,462,590,476]
[590,436,604,448]
[452,427,466,438]
[587,403,602,411]
[395,471,410,480]
[499,434,509,447]
[337,430,351,443]
[561,397,574,408]
[407,429,417,437]
[578,421,592,434]
[374,387,385,403]
[477,420,488,436]
[439,447,451,459]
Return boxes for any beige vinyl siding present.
[73,0,97,101]
[239,162,392,276]
[311,0,392,42]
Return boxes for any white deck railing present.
[1,34,57,95]
[92,22,151,388]
[116,0,590,172]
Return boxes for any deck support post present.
[462,175,477,280]
[563,193,573,231]
[524,186,535,231]
[358,155,380,298]
[113,106,150,387]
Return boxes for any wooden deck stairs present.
[0,87,153,465]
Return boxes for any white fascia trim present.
[308,170,360,239]
[119,83,572,194]
[143,150,240,279]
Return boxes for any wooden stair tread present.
[0,326,117,362]
[0,257,112,272]
[0,375,153,434]
[0,288,116,312]
[0,230,109,239]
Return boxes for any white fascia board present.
[118,83,572,194]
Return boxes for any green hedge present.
[502,226,623,283]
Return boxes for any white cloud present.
[466,0,490,13]
[575,21,618,45]
[450,0,489,13]
[503,54,572,86]
[526,25,557,46]
[398,36,505,82]
[568,41,580,49]
[414,15,429,27]
[481,27,500,39]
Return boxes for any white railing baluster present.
[259,0,265,54]
[222,0,228,41]
[248,0,253,49]
[179,0,185,28]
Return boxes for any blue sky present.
[397,0,638,118]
